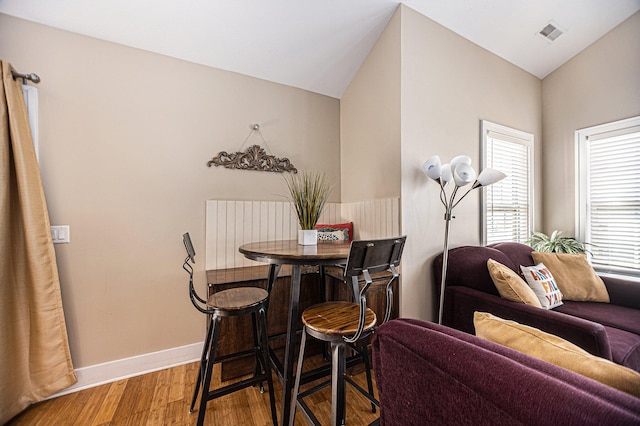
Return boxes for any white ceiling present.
[1,0,638,98]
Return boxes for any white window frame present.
[480,120,534,246]
[576,115,640,278]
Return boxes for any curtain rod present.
[11,71,41,84]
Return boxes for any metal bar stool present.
[182,233,278,426]
[289,236,406,426]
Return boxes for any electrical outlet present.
[51,225,70,244]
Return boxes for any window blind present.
[485,137,531,245]
[585,130,640,275]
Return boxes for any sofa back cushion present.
[490,242,535,269]
[434,243,534,296]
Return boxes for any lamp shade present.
[475,167,507,187]
[422,155,442,180]
[450,155,472,172]
[453,163,476,187]
[441,164,453,185]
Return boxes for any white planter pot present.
[298,229,318,245]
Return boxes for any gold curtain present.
[0,61,76,423]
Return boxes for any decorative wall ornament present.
[208,144,297,173]
[208,124,297,173]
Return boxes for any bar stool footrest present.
[298,379,331,399]
[206,373,270,401]
[344,376,379,407]
[297,398,322,426]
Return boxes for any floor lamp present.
[422,155,506,325]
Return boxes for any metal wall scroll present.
[207,124,297,173]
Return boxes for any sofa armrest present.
[601,275,640,310]
[372,319,640,425]
[443,286,613,360]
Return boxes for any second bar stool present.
[289,236,406,426]
[182,233,278,426]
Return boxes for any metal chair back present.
[182,232,212,315]
[343,236,406,342]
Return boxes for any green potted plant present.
[525,230,589,254]
[283,171,333,245]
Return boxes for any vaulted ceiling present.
[1,0,638,98]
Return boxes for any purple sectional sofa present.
[372,319,640,425]
[433,242,640,372]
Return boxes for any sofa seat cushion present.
[554,301,640,372]
[555,301,640,335]
[604,326,640,372]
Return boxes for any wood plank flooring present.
[7,355,379,425]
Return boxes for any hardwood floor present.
[7,355,379,425]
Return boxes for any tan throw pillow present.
[531,252,609,302]
[519,263,563,309]
[487,259,542,308]
[474,312,640,398]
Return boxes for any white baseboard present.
[50,342,203,398]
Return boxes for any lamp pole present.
[439,210,452,325]
[438,183,462,325]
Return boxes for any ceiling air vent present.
[537,21,564,42]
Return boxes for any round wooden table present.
[239,240,351,426]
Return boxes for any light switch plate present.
[51,225,70,244]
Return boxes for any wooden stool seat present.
[290,237,406,426]
[302,302,376,338]
[208,287,269,313]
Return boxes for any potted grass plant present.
[284,171,333,245]
[526,230,589,254]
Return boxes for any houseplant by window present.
[284,171,332,245]
[526,230,589,254]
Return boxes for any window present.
[480,120,534,245]
[576,116,640,277]
[22,85,39,162]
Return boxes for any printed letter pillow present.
[487,259,542,308]
[531,252,609,302]
[519,263,563,309]
[474,312,640,398]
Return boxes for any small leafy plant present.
[526,230,589,254]
[283,171,333,230]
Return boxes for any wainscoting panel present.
[341,198,400,240]
[206,200,341,270]
[205,198,400,270]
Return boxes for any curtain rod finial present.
[11,71,40,84]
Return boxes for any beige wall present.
[541,11,640,234]
[340,8,401,202]
[0,14,341,368]
[400,6,542,320]
[343,5,542,321]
